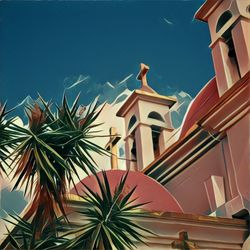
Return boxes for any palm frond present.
[7,94,107,238]
[66,171,154,250]
[4,213,68,250]
[0,102,17,175]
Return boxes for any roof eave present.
[195,0,223,22]
[116,90,176,118]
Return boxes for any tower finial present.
[136,63,156,93]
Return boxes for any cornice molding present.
[144,73,249,184]
[116,90,176,118]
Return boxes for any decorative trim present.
[116,90,176,117]
[143,73,249,184]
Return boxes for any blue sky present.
[0,0,215,217]
[0,0,214,110]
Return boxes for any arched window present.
[151,125,161,158]
[128,115,137,130]
[148,112,165,122]
[247,5,250,14]
[216,11,233,32]
[131,140,137,159]
[215,10,241,79]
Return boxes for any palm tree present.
[4,171,154,250]
[3,95,154,250]
[64,171,153,250]
[7,94,107,243]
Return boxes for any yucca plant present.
[64,171,153,250]
[4,213,67,250]
[7,94,107,241]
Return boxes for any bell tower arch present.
[195,0,250,96]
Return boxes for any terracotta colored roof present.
[179,77,219,139]
[71,170,183,213]
[195,0,223,22]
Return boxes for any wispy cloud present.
[170,90,192,128]
[66,75,89,90]
[63,73,134,105]
[106,81,115,89]
[171,101,185,114]
[12,96,32,109]
[163,17,174,26]
[17,96,31,106]
[117,74,133,86]
[179,91,192,99]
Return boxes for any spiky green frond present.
[4,213,67,250]
[7,94,107,235]
[65,171,153,250]
[0,103,17,175]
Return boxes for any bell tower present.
[116,63,176,171]
[195,0,250,96]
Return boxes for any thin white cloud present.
[163,18,174,26]
[66,75,89,90]
[63,73,131,104]
[171,101,185,114]
[12,96,32,109]
[106,81,115,89]
[179,91,192,99]
[17,97,30,106]
[117,74,133,86]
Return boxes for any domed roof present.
[71,170,183,213]
[179,77,219,139]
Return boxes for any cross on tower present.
[136,63,156,93]
[171,231,198,250]
[105,127,121,170]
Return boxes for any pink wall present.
[164,142,228,215]
[163,113,250,217]
[226,113,250,202]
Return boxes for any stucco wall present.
[164,141,230,215]
[226,113,250,203]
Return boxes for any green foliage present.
[6,94,107,235]
[4,213,67,250]
[0,103,16,175]
[65,171,153,250]
[1,94,154,250]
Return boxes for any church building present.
[68,0,250,248]
[1,0,249,249]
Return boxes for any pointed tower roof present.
[117,63,176,117]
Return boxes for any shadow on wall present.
[0,188,27,218]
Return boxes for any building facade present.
[1,0,249,249]
[71,0,250,248]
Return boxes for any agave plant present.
[65,171,153,250]
[4,213,67,250]
[7,94,107,240]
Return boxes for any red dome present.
[71,170,183,213]
[180,77,219,139]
